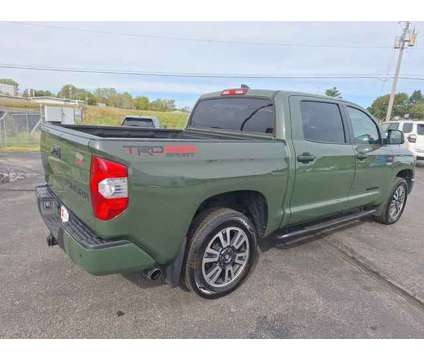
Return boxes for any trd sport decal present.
[164,144,198,154]
[123,144,198,157]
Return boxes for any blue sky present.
[1,21,423,109]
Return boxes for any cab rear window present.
[189,98,274,134]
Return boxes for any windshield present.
[189,97,274,134]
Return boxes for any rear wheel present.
[184,208,258,299]
[374,177,408,225]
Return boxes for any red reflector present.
[221,88,248,96]
[90,156,128,221]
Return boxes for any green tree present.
[0,78,19,94]
[23,89,53,97]
[134,96,149,110]
[75,91,97,105]
[93,88,118,104]
[409,90,423,105]
[149,98,176,111]
[117,92,134,109]
[85,93,98,106]
[367,93,410,121]
[34,90,54,97]
[325,87,342,98]
[0,78,19,87]
[410,101,424,119]
[179,106,191,113]
[57,85,97,105]
[58,84,80,99]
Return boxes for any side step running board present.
[277,209,377,241]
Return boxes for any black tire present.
[184,208,258,299]
[374,177,408,225]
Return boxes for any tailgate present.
[40,125,95,230]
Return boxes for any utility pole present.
[385,21,417,122]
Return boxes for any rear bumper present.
[35,185,156,275]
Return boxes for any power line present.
[6,21,424,50]
[1,63,424,81]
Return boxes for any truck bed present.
[60,124,254,141]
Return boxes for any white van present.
[381,120,424,160]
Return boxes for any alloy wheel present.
[388,184,406,222]
[201,226,250,288]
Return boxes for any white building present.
[30,96,83,106]
[0,83,18,96]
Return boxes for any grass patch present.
[0,144,40,152]
[0,98,41,110]
[84,106,189,129]
[0,104,189,152]
[0,98,79,110]
[0,133,40,152]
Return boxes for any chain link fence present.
[0,110,41,149]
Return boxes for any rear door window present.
[300,101,346,143]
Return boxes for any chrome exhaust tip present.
[145,268,162,281]
[47,234,58,247]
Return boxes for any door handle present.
[297,152,316,163]
[356,152,368,160]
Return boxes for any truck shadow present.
[120,272,165,289]
[120,218,373,289]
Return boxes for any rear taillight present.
[408,134,417,143]
[90,156,128,221]
[221,88,248,96]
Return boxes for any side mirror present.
[387,129,404,145]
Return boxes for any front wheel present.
[374,177,408,225]
[184,208,258,299]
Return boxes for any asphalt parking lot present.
[1,152,424,338]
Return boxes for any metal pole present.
[0,116,3,148]
[4,115,7,147]
[385,22,410,122]
[26,112,29,140]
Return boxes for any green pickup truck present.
[36,88,415,298]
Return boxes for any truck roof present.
[123,115,159,120]
[199,88,360,107]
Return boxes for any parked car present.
[121,115,160,129]
[36,88,415,298]
[381,120,424,160]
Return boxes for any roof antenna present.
[240,84,250,89]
